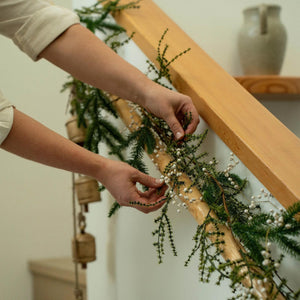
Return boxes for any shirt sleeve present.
[0,0,80,61]
[0,90,14,145]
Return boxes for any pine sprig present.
[63,3,300,299]
[152,197,177,263]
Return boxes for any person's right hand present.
[97,159,168,213]
[140,82,200,140]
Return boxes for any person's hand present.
[98,159,168,213]
[141,83,200,140]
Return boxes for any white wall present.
[0,1,73,299]
[80,1,300,300]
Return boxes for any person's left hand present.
[97,158,168,213]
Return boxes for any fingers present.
[182,102,200,135]
[132,171,165,188]
[132,188,167,213]
[164,114,185,140]
[129,171,168,213]
[164,96,199,140]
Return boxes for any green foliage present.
[64,2,300,299]
[152,196,177,263]
[146,28,191,88]
[75,0,141,34]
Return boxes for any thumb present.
[165,115,184,140]
[135,172,164,188]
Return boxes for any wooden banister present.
[114,0,300,208]
[113,98,283,299]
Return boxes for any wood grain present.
[114,0,300,208]
[235,76,300,95]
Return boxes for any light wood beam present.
[114,0,300,208]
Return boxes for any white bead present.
[285,224,291,229]
[262,259,269,266]
[202,167,206,172]
[266,219,272,224]
[274,262,280,268]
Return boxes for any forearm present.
[39,24,153,105]
[1,109,107,181]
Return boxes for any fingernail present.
[156,178,164,184]
[176,132,183,140]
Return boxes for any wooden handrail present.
[114,0,300,208]
[113,98,282,299]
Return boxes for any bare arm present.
[1,109,166,213]
[39,24,199,139]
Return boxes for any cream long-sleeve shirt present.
[0,0,79,145]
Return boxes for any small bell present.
[72,231,96,269]
[65,115,86,146]
[75,176,101,212]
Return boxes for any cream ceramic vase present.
[238,4,287,75]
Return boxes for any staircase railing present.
[114,0,300,209]
[108,1,300,298]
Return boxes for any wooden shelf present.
[234,76,300,95]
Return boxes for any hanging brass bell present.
[72,232,96,269]
[65,115,86,146]
[75,176,101,212]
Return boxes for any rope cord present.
[72,172,84,300]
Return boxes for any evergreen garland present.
[63,2,300,299]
